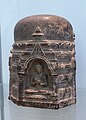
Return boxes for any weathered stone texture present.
[9,15,76,109]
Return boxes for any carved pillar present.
[18,72,25,102]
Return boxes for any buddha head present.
[35,64,43,73]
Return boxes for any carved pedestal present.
[9,15,76,109]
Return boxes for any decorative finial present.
[32,26,45,40]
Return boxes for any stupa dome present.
[14,14,74,41]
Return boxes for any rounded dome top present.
[14,14,74,41]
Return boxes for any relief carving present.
[30,63,48,88]
[9,15,76,109]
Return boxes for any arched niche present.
[25,58,53,90]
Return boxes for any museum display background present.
[0,0,86,88]
[0,0,86,120]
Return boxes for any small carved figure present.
[30,64,48,88]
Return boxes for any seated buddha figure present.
[30,63,48,89]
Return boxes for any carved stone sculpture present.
[9,14,76,109]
